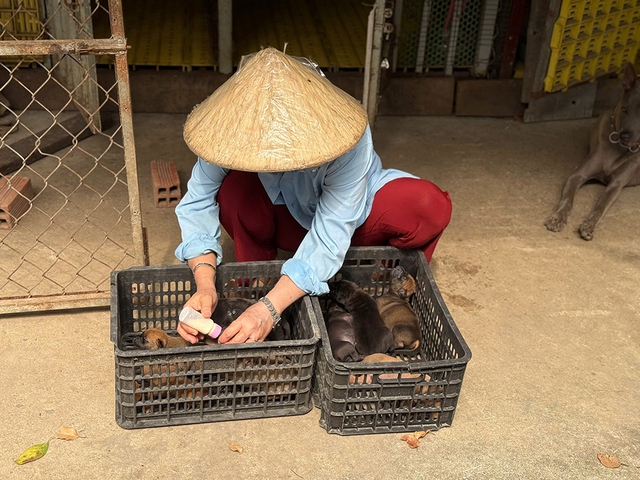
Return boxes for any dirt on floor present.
[1,114,639,479]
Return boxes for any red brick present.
[150,161,181,207]
[0,175,33,229]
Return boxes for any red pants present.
[218,171,451,263]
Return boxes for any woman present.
[175,48,451,344]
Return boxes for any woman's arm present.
[177,253,219,344]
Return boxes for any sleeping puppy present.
[328,280,394,357]
[324,300,362,362]
[376,266,421,350]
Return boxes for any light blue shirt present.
[175,126,415,295]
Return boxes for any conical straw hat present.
[183,48,368,172]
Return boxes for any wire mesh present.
[395,0,490,72]
[453,0,483,66]
[0,0,143,313]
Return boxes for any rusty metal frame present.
[0,0,146,314]
[363,0,386,128]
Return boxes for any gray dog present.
[545,62,640,240]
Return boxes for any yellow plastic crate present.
[545,0,640,92]
[0,0,41,40]
[0,0,44,64]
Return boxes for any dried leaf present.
[597,453,621,468]
[400,434,411,442]
[406,436,420,449]
[413,430,429,439]
[229,443,243,454]
[57,426,79,441]
[15,441,49,465]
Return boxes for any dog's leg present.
[579,156,640,240]
[545,147,613,232]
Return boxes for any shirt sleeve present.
[174,158,229,264]
[282,137,372,295]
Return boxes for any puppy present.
[545,62,640,240]
[196,297,291,342]
[324,300,361,362]
[133,297,290,350]
[211,297,256,330]
[349,353,422,384]
[133,328,190,350]
[361,353,402,363]
[376,266,421,350]
[327,280,394,357]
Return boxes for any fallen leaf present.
[597,453,621,468]
[229,443,243,454]
[400,434,420,448]
[15,441,49,465]
[413,431,429,439]
[406,436,420,449]
[57,426,79,441]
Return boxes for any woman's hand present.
[217,300,274,344]
[179,254,218,344]
[218,275,306,344]
[177,287,218,344]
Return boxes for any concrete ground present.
[1,113,639,479]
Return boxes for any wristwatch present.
[258,296,281,329]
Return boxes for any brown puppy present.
[133,328,190,350]
[324,300,362,362]
[327,280,394,357]
[376,266,421,351]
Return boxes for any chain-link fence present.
[0,0,145,314]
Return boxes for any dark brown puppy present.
[209,297,291,341]
[328,280,394,357]
[324,300,362,362]
[376,266,421,350]
[211,297,257,329]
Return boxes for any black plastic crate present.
[110,261,320,429]
[311,247,471,435]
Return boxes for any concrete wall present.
[0,68,621,119]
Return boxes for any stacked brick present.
[150,161,181,207]
[0,176,33,229]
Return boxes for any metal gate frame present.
[0,0,146,314]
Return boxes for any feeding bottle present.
[179,306,222,339]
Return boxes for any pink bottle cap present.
[208,323,222,339]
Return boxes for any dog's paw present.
[579,221,595,241]
[544,214,566,232]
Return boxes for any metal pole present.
[218,0,233,74]
[472,0,500,77]
[108,0,148,266]
[415,0,432,73]
[445,0,464,76]
[391,0,404,73]
[363,6,375,112]
[365,0,386,128]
